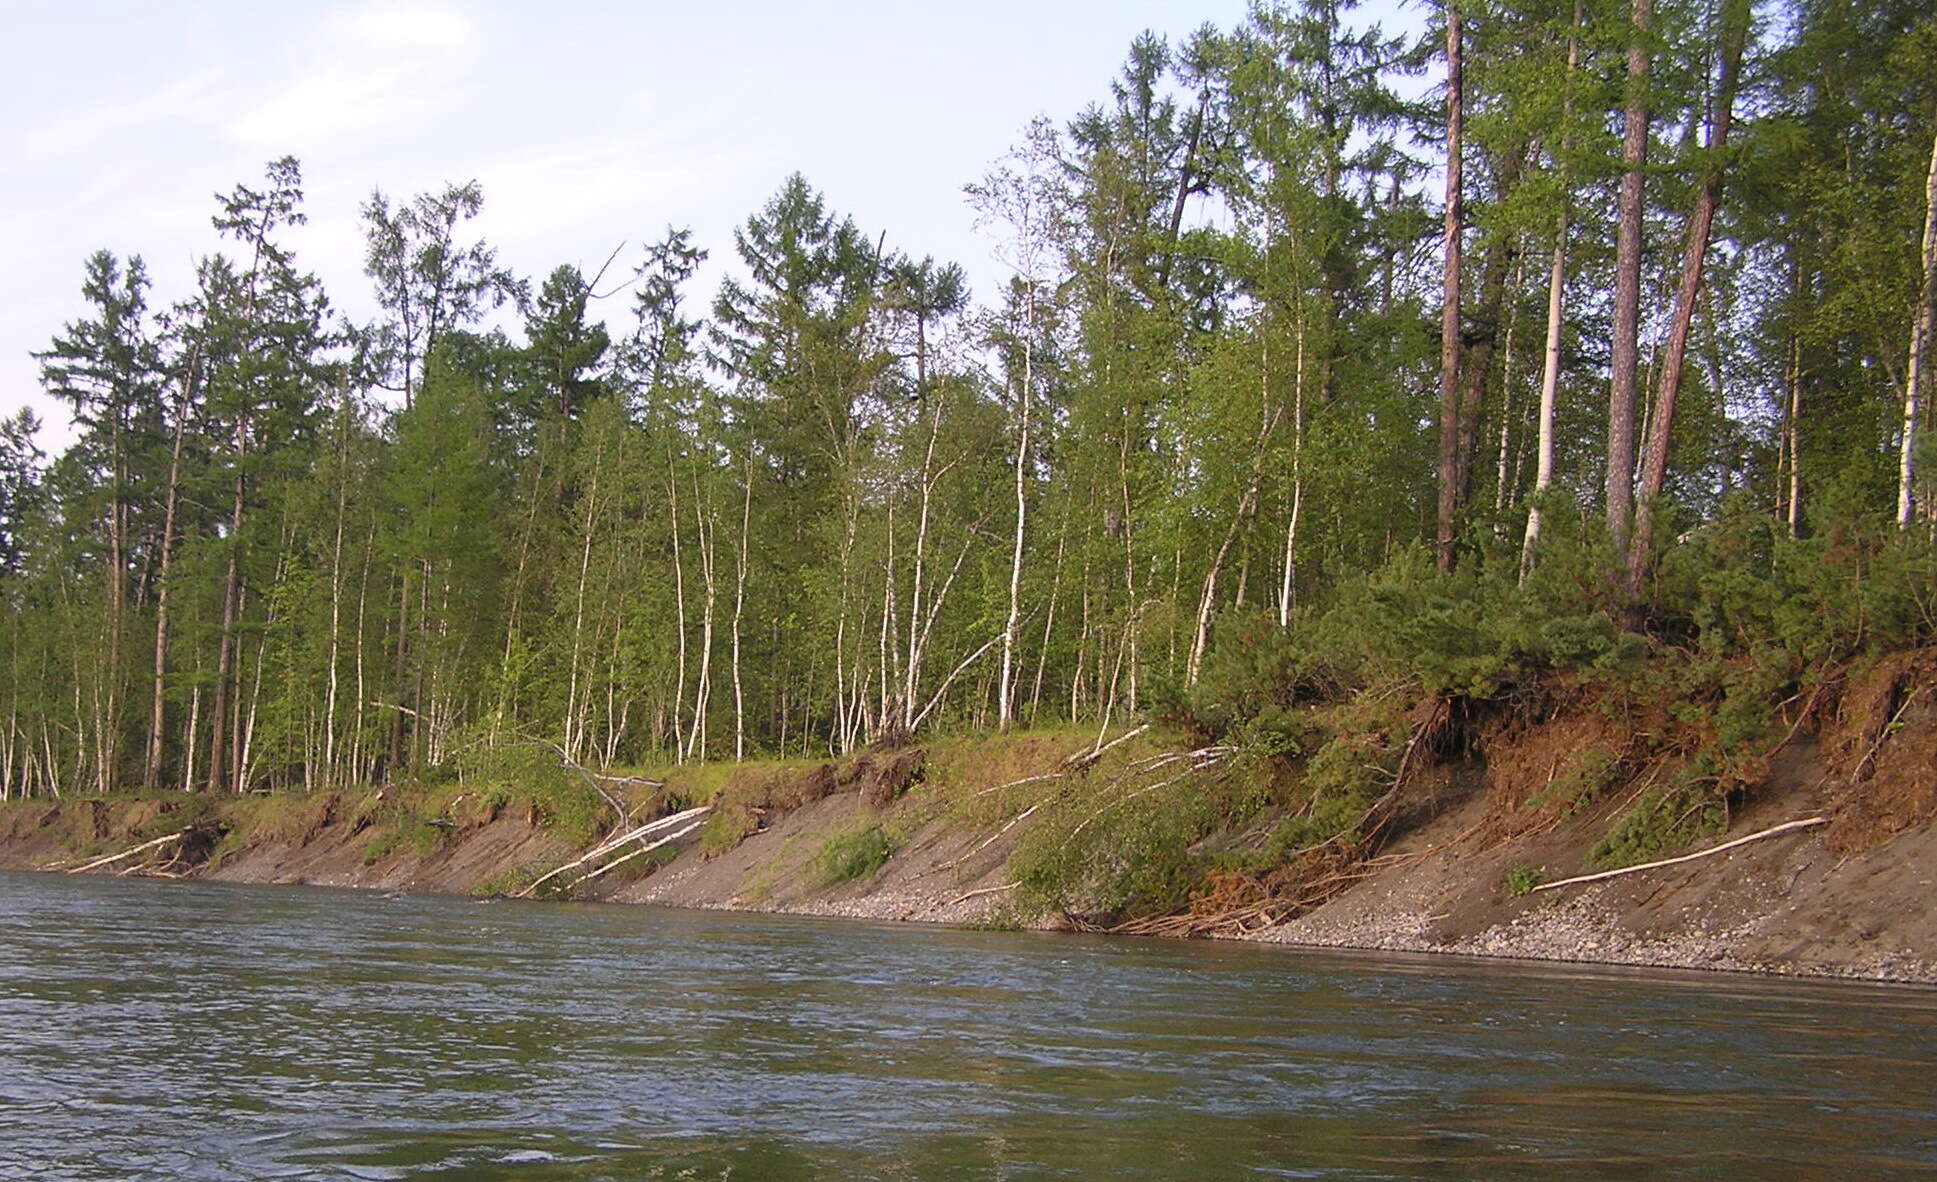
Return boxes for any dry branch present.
[967,725,1158,800]
[67,831,187,875]
[562,817,708,892]
[1531,817,1828,892]
[513,804,711,898]
[1064,723,1150,773]
[968,771,1065,799]
[944,881,1019,908]
[942,803,1042,871]
[1855,687,1920,783]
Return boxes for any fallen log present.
[944,881,1019,909]
[562,817,708,892]
[969,725,1157,799]
[941,803,1041,871]
[1062,723,1150,773]
[67,831,187,875]
[1531,817,1828,893]
[512,805,711,898]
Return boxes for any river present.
[2,872,1933,1179]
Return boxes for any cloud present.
[13,69,227,165]
[229,1,482,150]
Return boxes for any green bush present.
[1504,865,1544,896]
[1590,785,1724,870]
[811,825,893,886]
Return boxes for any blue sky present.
[2,0,1417,448]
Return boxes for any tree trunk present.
[1785,339,1803,537]
[1607,0,1653,554]
[1628,0,1747,594]
[1453,230,1520,510]
[667,452,689,760]
[999,284,1034,731]
[686,469,715,763]
[731,465,751,760]
[1521,7,1580,583]
[1279,322,1307,626]
[1522,223,1569,580]
[1899,127,1937,528]
[206,547,240,792]
[1434,0,1465,575]
[143,363,193,791]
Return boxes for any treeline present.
[2,0,1933,799]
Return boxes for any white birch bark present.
[1899,129,1937,528]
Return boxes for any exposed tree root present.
[1107,696,1454,940]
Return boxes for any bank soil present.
[2,661,1932,984]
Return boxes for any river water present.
[2,873,1934,1180]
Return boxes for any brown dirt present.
[1820,649,1937,851]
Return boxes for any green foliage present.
[1662,512,1937,669]
[2,3,1932,811]
[1009,762,1274,921]
[1153,607,1345,749]
[810,825,893,887]
[1590,786,1726,871]
[458,742,609,847]
[698,810,746,859]
[1530,748,1619,814]
[1504,865,1545,897]
[470,867,540,899]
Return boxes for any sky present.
[0,0,1416,452]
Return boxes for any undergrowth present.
[1590,785,1726,870]
[811,825,893,886]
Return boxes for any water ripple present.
[2,871,1934,1180]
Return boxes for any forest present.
[1,0,1932,804]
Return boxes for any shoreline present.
[14,857,1933,988]
[5,723,1934,988]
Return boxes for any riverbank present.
[3,676,1933,984]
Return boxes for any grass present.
[810,825,893,887]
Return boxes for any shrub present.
[811,825,892,886]
[1589,784,1724,870]
[1504,865,1544,896]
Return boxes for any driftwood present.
[562,817,709,892]
[512,805,711,898]
[67,831,187,875]
[944,881,1019,908]
[1531,816,1828,893]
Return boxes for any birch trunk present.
[998,285,1034,731]
[1899,128,1937,528]
[1280,319,1307,625]
[667,453,688,760]
[731,466,751,761]
[1520,7,1581,582]
[685,470,715,763]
